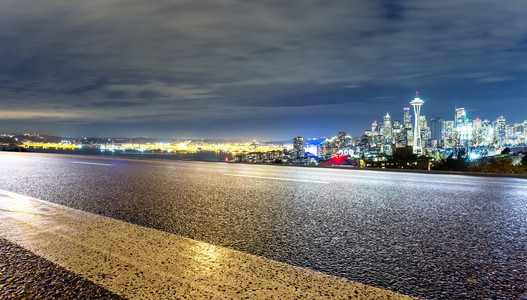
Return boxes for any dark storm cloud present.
[380,0,406,21]
[1,0,526,138]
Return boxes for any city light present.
[3,99,526,169]
[305,145,318,156]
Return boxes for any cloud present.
[0,0,526,138]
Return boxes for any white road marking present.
[0,190,412,299]
[223,173,330,184]
[338,173,527,186]
[427,178,527,186]
[71,161,113,166]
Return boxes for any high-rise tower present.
[383,113,393,140]
[431,116,443,146]
[293,136,305,157]
[403,107,412,128]
[495,116,506,146]
[410,91,425,154]
[371,120,378,134]
[455,107,466,127]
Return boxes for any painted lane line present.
[71,161,113,166]
[428,178,527,186]
[335,173,527,186]
[223,174,330,184]
[0,190,413,299]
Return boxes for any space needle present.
[410,91,424,154]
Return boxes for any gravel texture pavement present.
[1,190,416,299]
[0,238,123,299]
[1,152,526,299]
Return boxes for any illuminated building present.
[393,120,402,132]
[317,143,326,157]
[403,107,412,128]
[419,115,430,146]
[410,92,425,154]
[383,113,393,140]
[321,132,355,157]
[393,120,403,146]
[371,120,378,134]
[383,144,393,156]
[453,108,474,148]
[455,107,466,127]
[323,137,338,155]
[506,123,526,146]
[293,136,306,157]
[358,134,371,153]
[472,118,482,142]
[494,116,506,146]
[456,120,473,148]
[513,123,523,137]
[401,127,413,147]
[370,121,378,147]
[337,132,347,149]
[442,120,455,148]
[474,119,494,147]
[342,135,353,148]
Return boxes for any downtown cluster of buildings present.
[292,93,527,162]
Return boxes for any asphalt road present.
[1,152,526,299]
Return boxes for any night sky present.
[1,1,526,140]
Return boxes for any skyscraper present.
[472,118,482,146]
[495,116,506,146]
[403,107,412,128]
[419,115,431,146]
[478,120,494,146]
[383,113,393,140]
[293,136,305,157]
[455,107,466,127]
[452,108,474,148]
[430,116,443,146]
[371,120,378,134]
[456,114,473,148]
[337,132,348,149]
[410,92,424,154]
[443,121,455,148]
[393,120,402,143]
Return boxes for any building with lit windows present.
[403,107,412,128]
[455,108,473,148]
[419,115,431,146]
[472,118,482,145]
[475,119,494,147]
[494,116,506,146]
[383,113,393,140]
[442,121,455,148]
[371,120,378,135]
[293,136,305,157]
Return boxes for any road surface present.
[1,152,526,299]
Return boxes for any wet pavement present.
[1,152,526,299]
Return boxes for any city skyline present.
[1,1,527,139]
[2,98,526,143]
